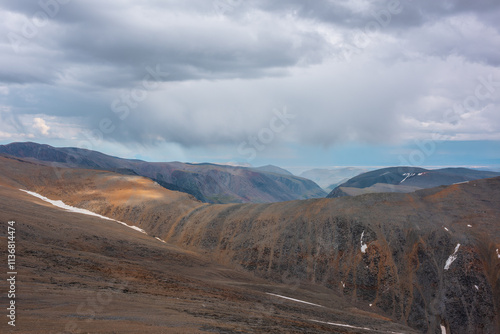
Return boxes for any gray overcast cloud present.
[0,0,499,162]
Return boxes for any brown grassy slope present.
[0,157,417,333]
[1,155,499,333]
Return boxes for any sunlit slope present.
[0,155,204,239]
[0,142,327,203]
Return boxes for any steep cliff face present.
[1,156,498,333]
[162,185,499,333]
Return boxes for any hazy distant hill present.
[0,142,326,203]
[250,164,293,176]
[300,167,367,191]
[327,166,500,198]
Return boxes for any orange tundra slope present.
[0,155,418,334]
[0,155,499,333]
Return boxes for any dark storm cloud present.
[1,0,331,87]
[256,0,500,28]
[2,0,499,86]
[0,0,499,151]
[252,0,500,67]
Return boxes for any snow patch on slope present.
[360,231,368,253]
[310,319,404,334]
[444,244,461,270]
[400,172,416,184]
[266,293,324,308]
[20,189,147,234]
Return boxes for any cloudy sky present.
[1,0,499,171]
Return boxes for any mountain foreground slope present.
[0,142,326,204]
[0,156,416,333]
[327,166,500,198]
[0,155,499,333]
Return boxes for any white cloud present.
[33,117,50,136]
[0,130,12,139]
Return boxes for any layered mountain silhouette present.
[0,153,498,333]
[300,167,367,191]
[0,142,326,204]
[327,166,500,198]
[251,164,294,176]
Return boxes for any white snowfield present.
[360,231,368,253]
[444,244,461,270]
[19,189,147,235]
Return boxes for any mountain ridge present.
[0,142,326,204]
[327,166,500,198]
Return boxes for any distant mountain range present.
[327,166,500,198]
[299,167,368,191]
[3,142,498,205]
[0,142,326,203]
